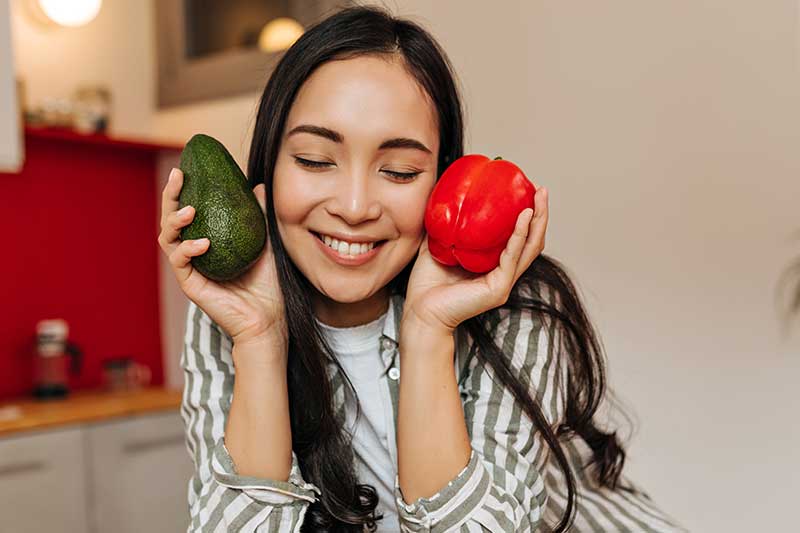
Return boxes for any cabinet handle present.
[123,434,185,455]
[0,460,46,477]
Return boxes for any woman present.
[158,4,688,532]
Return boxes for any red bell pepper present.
[424,154,537,273]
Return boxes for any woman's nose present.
[329,174,381,224]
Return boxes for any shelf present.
[24,124,184,153]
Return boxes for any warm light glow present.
[38,0,102,27]
[258,17,304,53]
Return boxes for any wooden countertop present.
[0,386,183,437]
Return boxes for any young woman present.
[158,5,688,532]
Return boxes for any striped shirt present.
[180,288,689,532]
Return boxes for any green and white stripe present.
[180,286,689,532]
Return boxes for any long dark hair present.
[246,3,631,531]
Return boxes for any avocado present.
[178,134,266,282]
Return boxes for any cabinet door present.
[87,411,192,533]
[0,427,88,533]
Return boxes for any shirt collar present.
[381,292,404,346]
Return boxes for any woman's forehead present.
[285,56,438,148]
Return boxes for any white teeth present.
[317,232,378,256]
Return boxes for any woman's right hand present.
[157,168,288,356]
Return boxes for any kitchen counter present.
[0,386,182,437]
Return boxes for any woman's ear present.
[253,183,267,214]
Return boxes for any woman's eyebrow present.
[286,124,432,154]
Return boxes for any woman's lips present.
[311,231,387,266]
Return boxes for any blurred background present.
[1,0,798,531]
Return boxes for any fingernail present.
[178,205,191,216]
[194,238,208,247]
[169,168,179,181]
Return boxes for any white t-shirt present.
[315,308,401,532]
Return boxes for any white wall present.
[9,1,799,530]
[0,0,21,172]
[9,0,259,164]
[407,2,800,531]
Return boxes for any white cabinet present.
[87,412,192,533]
[0,411,192,533]
[0,427,89,533]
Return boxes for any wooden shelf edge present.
[24,124,185,153]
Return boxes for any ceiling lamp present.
[37,0,102,28]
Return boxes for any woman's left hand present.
[402,185,549,336]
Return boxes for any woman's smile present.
[311,230,388,266]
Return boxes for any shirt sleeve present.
[393,285,567,532]
[180,300,322,532]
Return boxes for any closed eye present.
[293,157,331,169]
[293,157,420,181]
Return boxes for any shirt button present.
[388,367,400,380]
[381,338,394,351]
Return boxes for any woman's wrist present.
[234,316,287,346]
[400,311,454,343]
[232,330,288,369]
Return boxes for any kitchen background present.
[1,0,798,532]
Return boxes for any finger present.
[493,207,534,294]
[515,187,549,279]
[160,168,183,228]
[168,237,210,287]
[167,203,196,242]
[528,186,549,249]
[158,203,195,255]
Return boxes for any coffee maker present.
[33,319,83,399]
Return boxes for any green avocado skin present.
[178,134,266,282]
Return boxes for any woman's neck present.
[312,287,391,328]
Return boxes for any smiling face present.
[272,54,440,326]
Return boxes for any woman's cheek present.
[273,169,317,223]
[396,187,431,236]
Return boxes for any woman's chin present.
[317,281,377,304]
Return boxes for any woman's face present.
[273,54,440,318]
